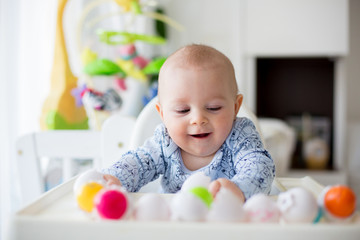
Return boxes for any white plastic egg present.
[244,193,280,223]
[171,190,209,221]
[181,172,211,192]
[134,193,170,221]
[277,187,318,223]
[207,188,246,222]
[73,169,105,195]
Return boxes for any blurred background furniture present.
[15,131,101,206]
[15,97,298,205]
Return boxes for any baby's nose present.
[190,111,208,125]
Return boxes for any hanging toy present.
[118,44,137,60]
[82,88,122,111]
[71,84,88,107]
[81,47,98,65]
[102,88,123,111]
[97,30,166,45]
[84,58,125,76]
[115,77,127,91]
[82,89,104,111]
[116,58,147,82]
[143,57,166,75]
[132,55,149,69]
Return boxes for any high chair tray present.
[7,177,360,240]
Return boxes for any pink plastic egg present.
[244,193,280,223]
[95,189,128,220]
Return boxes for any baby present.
[103,44,275,202]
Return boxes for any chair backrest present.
[129,96,264,149]
[100,115,136,168]
[15,130,101,206]
[16,113,137,206]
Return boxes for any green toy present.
[83,58,125,76]
[97,30,166,45]
[143,57,167,75]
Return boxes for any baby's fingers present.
[103,174,122,186]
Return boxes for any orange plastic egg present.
[324,185,356,218]
[76,182,104,212]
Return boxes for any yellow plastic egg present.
[76,182,104,212]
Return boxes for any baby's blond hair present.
[158,44,238,100]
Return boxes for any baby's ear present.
[234,94,243,115]
[155,102,164,120]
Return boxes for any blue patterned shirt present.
[102,117,275,199]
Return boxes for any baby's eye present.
[176,109,190,114]
[207,106,222,111]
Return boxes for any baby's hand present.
[209,178,245,203]
[103,174,122,186]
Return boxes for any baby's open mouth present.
[190,133,211,138]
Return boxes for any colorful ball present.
[76,182,104,212]
[95,189,128,220]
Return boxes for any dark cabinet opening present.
[256,58,334,170]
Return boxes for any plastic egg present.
[277,187,318,223]
[244,193,280,223]
[73,169,105,195]
[134,193,170,221]
[207,188,246,222]
[181,172,211,192]
[76,182,104,212]
[95,188,129,220]
[319,185,357,222]
[171,187,213,221]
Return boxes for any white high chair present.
[15,131,101,206]
[15,116,136,207]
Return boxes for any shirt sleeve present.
[228,118,276,200]
[101,124,166,192]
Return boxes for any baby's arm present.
[209,178,245,203]
[230,118,275,200]
[101,125,165,192]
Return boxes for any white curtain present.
[0,0,154,237]
[0,0,73,238]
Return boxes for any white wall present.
[159,0,248,99]
[346,0,360,207]
[346,0,360,122]
[246,0,348,56]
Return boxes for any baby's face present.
[157,65,242,160]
